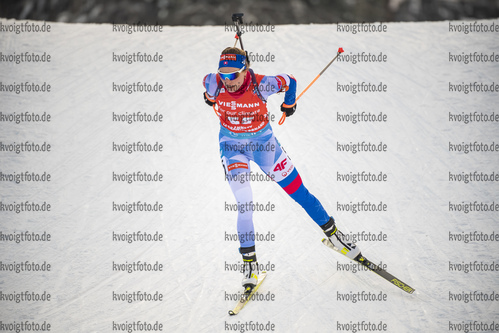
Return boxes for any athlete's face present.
[219,66,247,93]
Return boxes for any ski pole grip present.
[232,13,244,24]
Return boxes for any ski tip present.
[228,310,236,316]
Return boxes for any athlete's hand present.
[204,92,215,106]
[280,103,296,117]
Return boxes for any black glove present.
[280,103,296,117]
[204,92,215,106]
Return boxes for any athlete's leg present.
[254,132,330,227]
[220,137,256,249]
[220,136,260,286]
[254,131,361,258]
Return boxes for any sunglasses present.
[218,66,246,81]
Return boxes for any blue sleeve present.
[283,76,297,106]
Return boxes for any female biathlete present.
[202,47,359,288]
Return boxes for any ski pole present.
[231,13,251,63]
[213,13,248,117]
[232,13,244,49]
[278,47,344,125]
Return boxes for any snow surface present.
[1,18,498,332]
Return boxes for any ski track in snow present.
[0,18,498,332]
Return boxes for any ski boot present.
[321,217,361,260]
[240,246,259,288]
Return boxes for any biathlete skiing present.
[203,17,414,315]
[202,46,360,289]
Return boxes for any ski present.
[322,238,415,294]
[228,271,267,315]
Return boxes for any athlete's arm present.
[260,74,297,116]
[202,73,218,106]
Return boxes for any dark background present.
[0,0,498,25]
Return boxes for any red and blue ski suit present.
[203,70,331,248]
